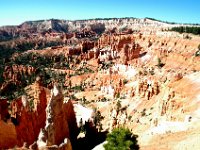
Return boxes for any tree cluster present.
[170,26,200,35]
[104,127,139,150]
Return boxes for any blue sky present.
[0,0,199,26]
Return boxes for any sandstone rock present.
[0,83,48,148]
[0,120,17,149]
[29,142,38,150]
[43,84,69,146]
[37,84,76,149]
[0,98,9,121]
[172,73,183,82]
[80,40,95,53]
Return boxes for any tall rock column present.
[45,84,70,146]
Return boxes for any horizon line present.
[1,17,200,27]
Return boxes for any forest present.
[170,26,200,35]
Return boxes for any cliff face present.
[0,83,77,149]
[0,94,43,149]
[1,64,36,91]
[63,99,79,142]
[1,82,48,147]
[14,84,47,146]
[36,84,77,150]
[0,120,17,149]
[38,85,70,146]
[0,18,181,40]
[1,17,200,149]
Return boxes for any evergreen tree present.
[170,26,200,35]
[104,127,139,150]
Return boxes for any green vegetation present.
[0,49,70,100]
[0,43,95,101]
[0,39,66,99]
[0,38,64,62]
[116,93,120,99]
[141,108,146,117]
[123,79,128,85]
[0,71,36,100]
[170,26,200,35]
[195,44,200,56]
[71,84,84,92]
[97,97,110,102]
[116,100,122,112]
[149,67,155,75]
[128,116,132,121]
[101,61,114,70]
[156,58,164,68]
[0,66,66,100]
[195,50,200,56]
[71,67,94,77]
[104,127,139,150]
[29,99,34,110]
[12,53,69,69]
[93,108,104,131]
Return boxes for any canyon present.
[0,18,200,150]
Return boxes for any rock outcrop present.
[0,18,178,40]
[0,82,47,148]
[13,83,47,146]
[37,84,76,150]
[0,98,9,121]
[0,82,77,149]
[0,120,17,149]
[1,17,200,150]
[38,85,70,146]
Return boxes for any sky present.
[0,0,200,26]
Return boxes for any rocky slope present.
[0,18,186,41]
[0,80,77,149]
[0,17,200,149]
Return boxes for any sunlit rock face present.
[0,17,200,150]
[0,83,47,148]
[45,84,70,145]
[0,120,17,149]
[0,82,78,149]
[37,84,77,150]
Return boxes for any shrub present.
[93,109,104,130]
[104,127,139,150]
[71,85,84,91]
[141,108,146,117]
[123,79,128,85]
[195,44,200,57]
[116,100,121,112]
[184,34,191,39]
[195,50,200,56]
[157,58,164,68]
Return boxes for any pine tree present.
[104,127,139,150]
